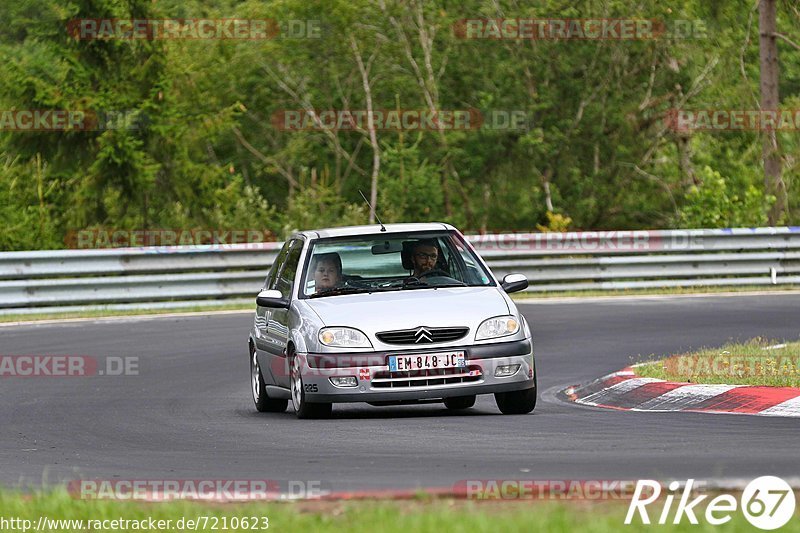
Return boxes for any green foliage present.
[377,139,443,224]
[0,153,62,250]
[537,212,573,233]
[281,183,368,238]
[678,166,773,228]
[0,0,799,250]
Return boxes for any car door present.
[255,241,290,384]
[266,239,304,388]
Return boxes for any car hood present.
[303,287,510,335]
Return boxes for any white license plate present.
[388,351,466,372]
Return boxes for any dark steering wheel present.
[419,268,450,278]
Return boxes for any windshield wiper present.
[403,277,428,288]
[400,282,467,290]
[398,275,467,289]
[309,287,372,298]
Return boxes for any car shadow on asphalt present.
[238,405,525,420]
[329,406,495,419]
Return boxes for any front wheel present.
[495,385,537,415]
[290,354,332,419]
[251,346,287,413]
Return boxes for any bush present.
[281,183,368,237]
[678,166,774,228]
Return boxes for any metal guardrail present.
[0,227,798,314]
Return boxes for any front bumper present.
[300,338,535,403]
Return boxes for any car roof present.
[293,222,456,240]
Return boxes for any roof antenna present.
[359,189,386,232]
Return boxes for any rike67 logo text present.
[626,477,796,530]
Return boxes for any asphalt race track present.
[1,294,798,492]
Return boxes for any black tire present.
[444,395,476,410]
[251,345,288,413]
[290,354,332,419]
[495,384,537,415]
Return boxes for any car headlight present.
[475,315,520,340]
[318,327,372,348]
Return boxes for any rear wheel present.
[290,353,332,419]
[251,345,287,413]
[444,395,476,410]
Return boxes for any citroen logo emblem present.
[414,327,432,343]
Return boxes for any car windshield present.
[301,231,494,298]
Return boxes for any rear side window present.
[275,240,303,299]
[265,241,291,289]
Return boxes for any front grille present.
[376,326,469,345]
[371,365,483,388]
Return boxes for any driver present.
[411,239,442,278]
[311,252,342,293]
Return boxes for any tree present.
[758,0,786,224]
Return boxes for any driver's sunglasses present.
[415,252,438,260]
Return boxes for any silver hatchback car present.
[248,223,536,418]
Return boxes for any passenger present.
[312,252,342,293]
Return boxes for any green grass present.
[0,303,251,324]
[636,338,800,387]
[2,488,798,532]
[512,284,800,300]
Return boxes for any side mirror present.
[501,273,528,294]
[256,289,289,309]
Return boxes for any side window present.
[275,240,303,299]
[265,241,291,290]
[440,239,465,282]
[451,238,488,285]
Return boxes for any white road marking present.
[577,377,661,406]
[758,395,800,418]
[636,384,741,411]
